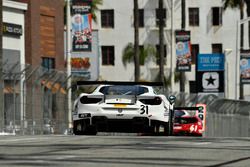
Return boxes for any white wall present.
[3,0,27,123]
[94,0,247,99]
[3,0,27,66]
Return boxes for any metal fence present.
[206,99,250,137]
[171,92,250,137]
[2,64,71,135]
[1,63,249,137]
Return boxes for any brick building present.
[14,0,65,70]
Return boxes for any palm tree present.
[122,43,181,89]
[223,0,244,48]
[0,0,4,131]
[122,43,156,68]
[180,0,186,92]
[134,0,140,82]
[158,0,164,83]
[91,0,103,23]
[223,0,247,99]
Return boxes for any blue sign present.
[197,54,225,71]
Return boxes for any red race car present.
[173,115,203,136]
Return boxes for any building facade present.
[3,0,67,134]
[15,0,65,70]
[92,0,250,99]
[3,0,27,131]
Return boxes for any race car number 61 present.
[140,105,149,115]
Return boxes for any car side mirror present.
[168,95,176,105]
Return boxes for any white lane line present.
[55,155,78,160]
[193,142,212,145]
[0,137,50,142]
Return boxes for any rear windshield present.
[174,117,198,124]
[99,85,148,95]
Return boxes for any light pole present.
[224,48,232,99]
[236,17,250,99]
[170,0,175,93]
[0,0,4,133]
[66,0,72,132]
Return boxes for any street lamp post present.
[224,49,232,99]
[0,0,4,133]
[170,0,175,93]
[66,0,72,132]
[236,17,250,99]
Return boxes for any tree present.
[0,0,3,132]
[223,0,244,48]
[223,0,248,99]
[158,0,164,83]
[91,0,103,23]
[122,43,181,89]
[180,0,186,93]
[134,0,140,82]
[122,43,156,68]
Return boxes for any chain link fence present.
[170,92,250,137]
[2,63,71,135]
[1,63,250,137]
[206,99,250,137]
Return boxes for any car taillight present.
[139,97,162,105]
[80,96,102,104]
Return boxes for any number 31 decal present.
[140,105,149,115]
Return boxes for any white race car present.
[72,81,176,135]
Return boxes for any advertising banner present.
[196,71,224,93]
[72,0,92,51]
[175,30,191,71]
[240,50,250,84]
[70,30,99,80]
[197,54,224,71]
[3,22,22,37]
[196,54,225,93]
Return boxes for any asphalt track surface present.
[0,134,249,167]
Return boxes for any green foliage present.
[154,70,183,88]
[91,0,103,23]
[122,43,156,67]
[223,0,244,10]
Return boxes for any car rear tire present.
[73,120,97,135]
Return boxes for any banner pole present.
[66,0,72,131]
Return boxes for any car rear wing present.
[174,107,203,111]
[76,81,164,86]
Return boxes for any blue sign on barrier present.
[197,54,225,71]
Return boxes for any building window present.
[212,7,222,26]
[102,46,115,65]
[189,8,199,26]
[139,9,144,27]
[212,43,223,53]
[156,44,167,65]
[101,10,114,28]
[42,57,55,70]
[156,8,166,27]
[191,44,199,64]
